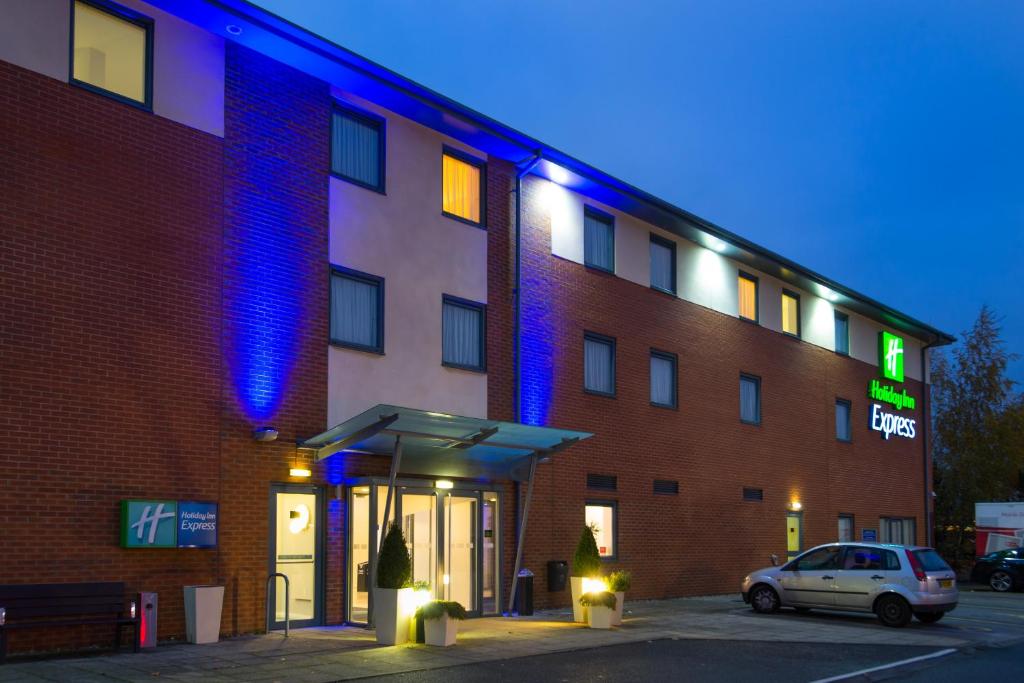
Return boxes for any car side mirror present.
[769,553,780,567]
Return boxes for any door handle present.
[871,575,884,580]
[822,575,834,580]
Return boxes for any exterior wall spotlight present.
[252,427,279,442]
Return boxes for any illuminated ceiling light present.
[225,24,243,35]
[435,479,454,490]
[707,237,728,253]
[547,163,572,186]
[289,467,312,478]
[789,501,803,511]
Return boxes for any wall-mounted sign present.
[878,331,905,382]
[121,500,218,549]
[868,380,916,411]
[862,528,878,542]
[869,404,917,440]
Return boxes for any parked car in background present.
[970,548,1023,592]
[741,543,958,627]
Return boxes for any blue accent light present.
[518,273,554,427]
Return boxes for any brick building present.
[0,0,953,653]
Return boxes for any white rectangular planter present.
[612,591,624,626]
[423,614,458,647]
[183,585,224,644]
[570,577,586,623]
[588,605,614,629]
[374,587,412,645]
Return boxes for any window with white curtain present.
[740,374,761,424]
[584,333,615,396]
[330,267,383,353]
[442,296,485,371]
[584,208,614,272]
[331,106,384,191]
[880,517,916,545]
[838,515,854,543]
[650,350,677,408]
[836,399,852,442]
[649,235,676,293]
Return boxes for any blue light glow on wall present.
[518,268,555,427]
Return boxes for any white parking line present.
[807,648,957,683]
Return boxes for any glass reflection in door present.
[402,493,436,592]
[444,495,477,610]
[348,486,371,624]
[482,495,499,614]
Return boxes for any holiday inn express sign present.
[120,500,218,548]
[868,331,917,440]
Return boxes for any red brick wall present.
[512,175,929,606]
[0,59,223,651]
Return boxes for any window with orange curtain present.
[782,290,801,336]
[442,150,483,225]
[738,272,758,322]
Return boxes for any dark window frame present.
[742,487,764,502]
[738,270,759,323]
[585,499,619,561]
[441,145,487,229]
[649,233,677,295]
[583,205,616,274]
[781,289,802,338]
[440,294,487,373]
[835,398,852,443]
[329,264,385,355]
[69,0,155,111]
[649,348,678,409]
[330,102,386,193]
[653,479,679,496]
[586,473,618,491]
[739,373,762,426]
[834,310,850,356]
[583,331,616,398]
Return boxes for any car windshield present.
[913,549,952,572]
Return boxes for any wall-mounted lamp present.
[225,24,243,35]
[252,427,278,442]
[788,501,803,512]
[435,480,454,490]
[289,467,311,478]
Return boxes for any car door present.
[835,546,891,611]
[777,546,843,607]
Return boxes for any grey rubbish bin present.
[547,560,568,592]
[515,569,534,615]
[139,592,158,648]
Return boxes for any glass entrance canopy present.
[298,404,592,481]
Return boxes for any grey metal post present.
[507,453,539,615]
[265,572,290,637]
[376,435,403,567]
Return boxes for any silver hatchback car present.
[741,543,958,627]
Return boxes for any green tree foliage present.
[376,522,412,589]
[572,524,602,578]
[933,306,1024,569]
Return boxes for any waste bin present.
[357,562,369,592]
[139,592,158,648]
[514,569,534,616]
[183,585,224,644]
[547,560,568,592]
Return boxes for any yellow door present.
[787,512,802,558]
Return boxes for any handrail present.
[265,573,290,637]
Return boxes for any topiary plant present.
[416,600,468,621]
[608,570,632,592]
[579,591,617,609]
[571,523,602,578]
[376,522,412,589]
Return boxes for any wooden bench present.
[0,582,140,662]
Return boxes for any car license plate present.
[940,579,953,588]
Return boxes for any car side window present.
[795,546,842,571]
[882,549,901,570]
[841,546,883,570]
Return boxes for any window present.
[653,479,679,495]
[586,474,617,491]
[910,549,952,572]
[793,546,842,571]
[739,374,761,425]
[742,487,763,502]
[649,235,676,294]
[880,517,917,545]
[585,502,616,559]
[442,148,485,226]
[781,290,801,337]
[834,311,850,355]
[331,106,384,191]
[71,0,153,107]
[836,399,852,442]
[650,350,677,408]
[838,514,854,543]
[841,546,884,570]
[442,296,485,372]
[583,333,615,396]
[583,207,615,272]
[330,267,384,353]
[738,272,758,322]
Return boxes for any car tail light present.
[905,549,927,582]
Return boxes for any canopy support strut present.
[376,434,403,582]
[507,452,538,615]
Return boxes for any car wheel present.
[794,607,811,614]
[990,571,1013,593]
[875,595,912,628]
[749,585,780,614]
[914,611,944,624]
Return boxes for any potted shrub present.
[608,570,631,626]
[580,591,617,629]
[416,600,467,647]
[570,524,603,623]
[375,522,413,645]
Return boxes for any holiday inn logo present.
[878,331,904,382]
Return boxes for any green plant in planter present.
[579,591,617,609]
[376,522,412,589]
[416,600,468,621]
[608,570,632,592]
[411,580,431,592]
[571,524,602,578]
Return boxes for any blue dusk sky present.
[257,0,1024,383]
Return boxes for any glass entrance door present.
[443,494,477,611]
[270,484,322,629]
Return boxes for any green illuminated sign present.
[878,331,904,382]
[868,380,916,411]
